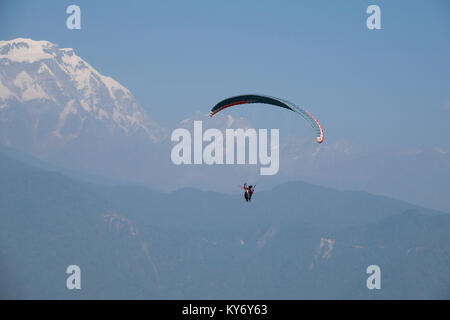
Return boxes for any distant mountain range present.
[0,149,448,299]
[1,38,450,212]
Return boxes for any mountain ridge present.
[1,149,448,299]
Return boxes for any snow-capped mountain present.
[0,38,173,186]
[0,38,166,151]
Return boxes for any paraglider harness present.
[242,183,255,202]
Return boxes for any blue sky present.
[1,0,449,149]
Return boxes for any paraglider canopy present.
[210,94,324,144]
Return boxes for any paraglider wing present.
[210,94,324,143]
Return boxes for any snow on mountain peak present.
[0,38,166,143]
[0,38,56,63]
[1,38,132,103]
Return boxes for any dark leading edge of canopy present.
[210,94,293,115]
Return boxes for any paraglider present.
[210,94,323,203]
[210,94,324,144]
[242,183,255,202]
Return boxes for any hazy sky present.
[1,0,449,149]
